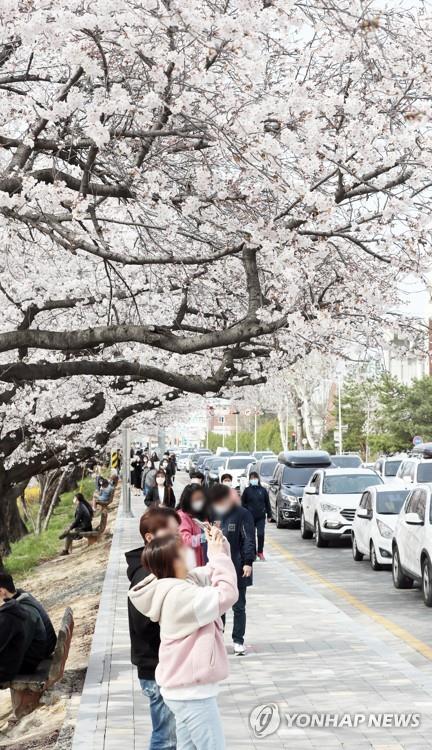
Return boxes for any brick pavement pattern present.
[71,485,432,750]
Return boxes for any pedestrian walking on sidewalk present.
[129,526,238,750]
[209,483,255,655]
[146,469,176,508]
[241,471,272,560]
[141,458,157,503]
[126,506,181,750]
[178,484,209,568]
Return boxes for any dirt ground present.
[0,497,119,750]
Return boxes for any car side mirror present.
[305,487,318,495]
[403,475,413,482]
[269,479,277,485]
[405,512,424,526]
[357,508,371,520]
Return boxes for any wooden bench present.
[80,509,108,546]
[0,607,74,718]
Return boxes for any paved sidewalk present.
[71,487,432,750]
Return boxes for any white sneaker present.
[233,642,246,655]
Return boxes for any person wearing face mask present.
[126,506,181,750]
[221,473,241,505]
[141,459,157,504]
[129,528,238,750]
[241,471,272,561]
[209,482,255,655]
[146,469,176,508]
[160,453,174,486]
[178,484,209,568]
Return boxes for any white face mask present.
[191,499,204,512]
[213,503,231,516]
[156,477,165,486]
[223,481,232,487]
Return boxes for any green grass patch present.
[5,477,95,579]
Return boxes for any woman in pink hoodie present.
[129,526,238,749]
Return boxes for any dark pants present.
[222,587,247,645]
[255,516,266,554]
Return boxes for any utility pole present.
[122,426,133,518]
[285,399,289,450]
[254,410,258,452]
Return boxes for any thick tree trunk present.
[0,481,28,561]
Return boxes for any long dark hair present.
[75,492,94,519]
[179,483,208,519]
[141,534,181,579]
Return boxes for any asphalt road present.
[265,519,432,670]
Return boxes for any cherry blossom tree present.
[0,0,430,389]
[0,0,432,553]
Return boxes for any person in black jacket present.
[241,471,272,561]
[209,483,255,656]
[0,580,47,682]
[0,573,56,659]
[145,469,176,508]
[126,506,180,750]
[59,492,93,555]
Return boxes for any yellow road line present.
[268,537,432,662]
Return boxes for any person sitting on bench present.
[0,573,56,657]
[0,575,47,683]
[92,478,114,511]
[59,492,93,556]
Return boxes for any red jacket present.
[178,510,206,567]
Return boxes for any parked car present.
[395,450,432,486]
[253,451,276,460]
[205,457,229,487]
[256,457,278,492]
[177,452,194,471]
[373,455,405,483]
[392,483,432,604]
[189,449,213,476]
[195,453,214,474]
[331,454,362,469]
[301,468,383,546]
[217,454,255,488]
[352,486,409,569]
[268,450,333,528]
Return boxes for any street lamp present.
[337,375,343,455]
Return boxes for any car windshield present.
[323,474,382,494]
[260,460,278,478]
[227,457,254,469]
[376,490,409,514]
[282,466,317,486]
[331,455,362,468]
[209,458,226,470]
[383,460,402,476]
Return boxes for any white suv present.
[352,486,409,570]
[396,457,432,486]
[392,483,432,605]
[301,468,383,547]
[373,456,405,484]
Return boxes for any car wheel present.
[370,542,382,571]
[314,516,328,548]
[352,534,363,561]
[392,546,413,589]
[422,557,432,607]
[300,511,313,539]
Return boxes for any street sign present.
[413,435,423,446]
